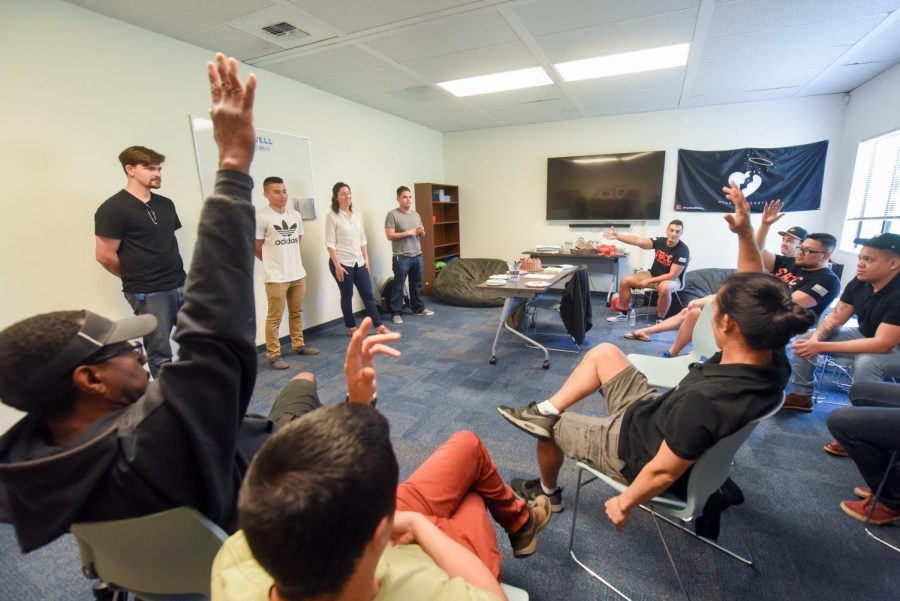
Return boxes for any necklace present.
[145,201,158,225]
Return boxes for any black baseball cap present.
[0,311,155,414]
[777,226,808,241]
[854,233,900,252]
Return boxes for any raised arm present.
[723,180,764,273]
[603,226,653,250]
[755,199,784,272]
[95,236,122,277]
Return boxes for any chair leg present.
[650,513,691,601]
[645,508,755,566]
[568,467,634,601]
[864,451,900,553]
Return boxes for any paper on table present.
[523,273,554,280]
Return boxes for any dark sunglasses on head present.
[83,340,145,365]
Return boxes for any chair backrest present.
[677,395,785,517]
[71,507,227,600]
[688,301,718,361]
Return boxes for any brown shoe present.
[268,356,289,370]
[824,439,848,456]
[509,495,552,558]
[841,498,900,525]
[782,393,813,412]
[293,346,320,356]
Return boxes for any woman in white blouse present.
[325,182,390,335]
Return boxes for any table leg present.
[489,297,551,369]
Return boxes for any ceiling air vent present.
[262,22,304,37]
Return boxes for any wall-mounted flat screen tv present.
[546,151,666,221]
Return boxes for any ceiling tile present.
[365,11,517,63]
[262,45,388,81]
[534,11,696,64]
[802,61,899,95]
[567,69,685,106]
[310,67,425,98]
[696,46,848,81]
[182,25,283,61]
[486,98,581,126]
[583,95,680,116]
[710,0,900,36]
[402,40,537,81]
[75,0,274,39]
[462,85,566,110]
[692,67,822,95]
[513,0,699,37]
[686,86,800,107]
[288,0,484,34]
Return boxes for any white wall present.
[0,0,443,344]
[825,62,900,285]
[444,96,847,276]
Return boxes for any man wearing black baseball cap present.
[755,199,806,264]
[0,54,317,554]
[785,232,900,412]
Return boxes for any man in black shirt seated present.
[784,233,900,412]
[498,182,815,527]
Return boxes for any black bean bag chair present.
[433,258,508,307]
[679,268,737,306]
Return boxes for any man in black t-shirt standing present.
[785,233,900,411]
[95,146,186,377]
[604,220,690,322]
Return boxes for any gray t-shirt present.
[385,208,423,257]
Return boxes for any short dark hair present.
[716,273,815,350]
[239,404,398,600]
[118,146,165,174]
[0,311,84,417]
[396,186,410,197]
[331,182,351,213]
[668,219,684,230]
[806,233,837,253]
[263,176,284,191]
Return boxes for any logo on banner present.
[728,156,774,198]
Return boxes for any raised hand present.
[602,226,619,241]
[344,317,401,403]
[722,179,752,235]
[206,53,256,173]
[761,199,785,226]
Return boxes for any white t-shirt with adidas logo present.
[256,205,306,283]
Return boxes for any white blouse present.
[325,209,367,266]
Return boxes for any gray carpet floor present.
[2,295,898,600]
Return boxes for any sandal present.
[375,325,391,335]
[623,331,651,342]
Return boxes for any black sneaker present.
[508,495,552,558]
[510,477,565,513]
[497,402,559,440]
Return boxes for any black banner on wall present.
[674,140,828,213]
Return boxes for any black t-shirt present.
[95,190,186,293]
[772,255,841,316]
[617,349,789,498]
[840,274,900,338]
[650,237,690,283]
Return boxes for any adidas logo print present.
[273,220,299,246]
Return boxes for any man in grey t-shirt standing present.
[384,186,434,324]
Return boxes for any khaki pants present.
[265,278,306,359]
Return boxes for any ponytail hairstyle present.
[331,182,351,213]
[716,272,815,350]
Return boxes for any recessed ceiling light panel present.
[556,43,690,82]
[438,67,552,97]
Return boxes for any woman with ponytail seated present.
[497,181,817,528]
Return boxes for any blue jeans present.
[124,287,184,378]
[329,261,382,328]
[391,254,425,315]
[828,382,900,508]
[788,327,900,395]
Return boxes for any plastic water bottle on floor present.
[627,308,636,327]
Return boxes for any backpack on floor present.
[380,276,410,314]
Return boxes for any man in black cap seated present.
[0,54,323,553]
[784,232,900,412]
[755,199,806,265]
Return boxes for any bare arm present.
[95,236,122,277]
[254,239,263,261]
[755,199,784,272]
[391,511,507,600]
[361,244,370,269]
[603,226,653,250]
[641,263,686,286]
[792,301,854,360]
[344,317,401,403]
[605,441,694,530]
[791,290,819,310]
[385,227,418,241]
[722,180,764,273]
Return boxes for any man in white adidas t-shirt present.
[256,177,319,370]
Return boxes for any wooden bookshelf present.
[414,183,461,295]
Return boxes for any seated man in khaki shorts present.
[604,220,690,323]
[498,182,815,528]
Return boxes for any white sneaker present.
[413,309,435,316]
[392,314,404,324]
[606,313,629,323]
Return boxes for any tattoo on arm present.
[815,302,848,340]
